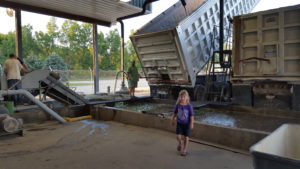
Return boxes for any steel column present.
[93,24,99,94]
[120,21,125,86]
[15,9,22,59]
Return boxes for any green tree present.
[0,32,15,63]
[44,54,68,70]
[98,29,121,70]
[24,55,43,70]
[22,24,40,58]
[0,25,40,63]
[98,32,110,70]
[44,54,69,81]
[0,18,138,71]
[59,20,93,69]
[124,40,140,70]
[35,17,60,58]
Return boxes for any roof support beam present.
[15,8,22,59]
[92,24,99,94]
[0,1,111,26]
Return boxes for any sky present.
[0,0,299,39]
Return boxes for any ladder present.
[202,23,233,102]
[203,50,232,102]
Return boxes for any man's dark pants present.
[7,79,22,104]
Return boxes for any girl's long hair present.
[176,90,190,104]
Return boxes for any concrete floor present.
[0,120,253,169]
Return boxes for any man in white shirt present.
[3,54,27,104]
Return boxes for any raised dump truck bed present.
[131,0,259,98]
[231,5,300,110]
[232,4,300,81]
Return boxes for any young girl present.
[172,90,194,156]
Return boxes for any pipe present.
[219,0,224,62]
[114,70,127,94]
[116,0,158,21]
[120,20,125,87]
[0,89,67,123]
[116,0,158,89]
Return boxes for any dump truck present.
[231,4,300,110]
[130,0,260,100]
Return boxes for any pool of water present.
[111,101,300,133]
[195,108,300,132]
[114,102,174,115]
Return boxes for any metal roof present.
[0,0,144,26]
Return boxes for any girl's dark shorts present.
[176,123,190,137]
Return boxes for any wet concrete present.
[0,120,253,169]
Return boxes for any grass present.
[65,83,93,86]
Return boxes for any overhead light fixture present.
[120,0,131,2]
[6,8,14,17]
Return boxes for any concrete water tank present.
[250,124,300,169]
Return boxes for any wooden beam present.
[0,1,111,27]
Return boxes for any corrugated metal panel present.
[4,0,142,24]
[136,0,206,35]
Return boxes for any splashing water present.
[200,113,236,127]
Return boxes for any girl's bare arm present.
[190,116,194,129]
[171,114,176,126]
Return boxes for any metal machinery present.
[0,114,23,136]
[0,69,88,105]
[231,5,300,110]
[131,0,260,100]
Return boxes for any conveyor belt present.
[40,75,88,105]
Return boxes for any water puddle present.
[79,120,110,136]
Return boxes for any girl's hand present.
[171,120,175,126]
[190,123,194,129]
